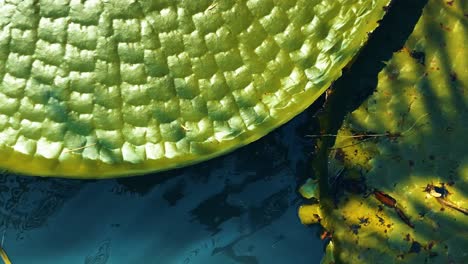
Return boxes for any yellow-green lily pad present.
[301,0,468,262]
[0,0,390,178]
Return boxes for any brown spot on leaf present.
[404,233,411,241]
[427,241,436,250]
[359,217,370,226]
[376,214,385,225]
[334,148,346,163]
[350,224,361,235]
[439,23,451,31]
[313,213,322,222]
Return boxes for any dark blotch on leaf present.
[343,177,368,194]
[410,50,425,65]
[334,148,346,163]
[350,224,361,235]
[358,217,370,226]
[404,233,411,241]
[409,241,422,253]
[449,72,457,82]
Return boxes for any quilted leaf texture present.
[0,0,390,178]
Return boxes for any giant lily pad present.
[299,0,468,262]
[0,0,390,178]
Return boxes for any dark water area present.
[0,104,325,264]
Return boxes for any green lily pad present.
[301,0,468,262]
[0,0,390,178]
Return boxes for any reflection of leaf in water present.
[85,239,111,264]
[182,238,218,264]
[0,173,84,234]
[162,179,186,206]
[23,196,62,231]
[248,188,291,230]
[190,191,244,234]
[233,134,289,176]
[213,244,259,264]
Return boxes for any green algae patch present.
[0,0,391,178]
[299,0,468,262]
[299,178,319,200]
